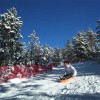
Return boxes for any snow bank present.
[8,78,27,84]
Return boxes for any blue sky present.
[0,0,100,48]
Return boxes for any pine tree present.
[63,40,74,62]
[0,7,23,65]
[20,42,28,65]
[86,28,98,59]
[73,31,88,62]
[28,30,40,65]
[96,19,100,44]
[41,43,53,66]
[52,46,62,66]
[96,19,100,61]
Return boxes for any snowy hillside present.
[0,61,100,100]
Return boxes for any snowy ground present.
[0,61,100,100]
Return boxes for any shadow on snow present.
[1,92,100,100]
[73,61,100,76]
[55,93,100,100]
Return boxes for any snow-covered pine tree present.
[52,46,62,66]
[20,42,28,65]
[96,19,100,61]
[33,41,41,65]
[62,40,74,62]
[0,7,23,65]
[96,19,100,44]
[73,31,88,62]
[28,30,41,65]
[40,43,53,66]
[86,28,98,60]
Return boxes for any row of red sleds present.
[0,63,54,84]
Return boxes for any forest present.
[0,7,100,66]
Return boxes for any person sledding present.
[59,60,77,80]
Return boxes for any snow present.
[4,24,11,30]
[8,78,27,84]
[0,61,100,100]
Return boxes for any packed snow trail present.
[0,61,100,100]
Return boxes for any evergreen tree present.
[86,28,98,59]
[20,42,28,65]
[52,46,62,65]
[73,31,88,62]
[96,19,100,60]
[0,7,23,65]
[63,40,74,62]
[28,30,40,65]
[96,19,100,44]
[34,41,41,65]
[41,43,53,66]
